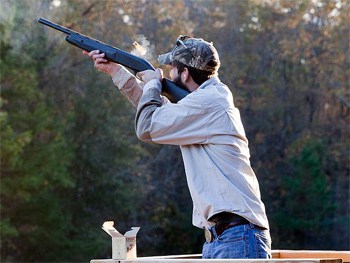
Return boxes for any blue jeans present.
[202,223,272,259]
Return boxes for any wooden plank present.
[91,254,202,263]
[123,259,340,263]
[137,254,202,259]
[274,250,350,262]
[91,259,342,263]
[271,251,280,258]
[91,250,349,263]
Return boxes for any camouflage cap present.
[158,35,220,73]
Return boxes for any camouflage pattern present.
[158,37,221,73]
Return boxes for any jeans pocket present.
[213,228,246,258]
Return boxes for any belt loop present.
[249,222,255,229]
[210,225,218,239]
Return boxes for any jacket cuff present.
[143,79,162,94]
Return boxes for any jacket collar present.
[198,76,220,90]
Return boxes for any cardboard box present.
[102,221,140,260]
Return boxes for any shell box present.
[102,221,140,260]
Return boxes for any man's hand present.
[137,69,163,83]
[137,69,163,94]
[82,50,121,77]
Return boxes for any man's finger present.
[156,68,163,78]
[89,50,100,57]
[95,57,107,63]
[92,53,106,59]
[136,71,144,79]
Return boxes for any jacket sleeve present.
[112,66,170,108]
[135,82,211,146]
[112,66,144,108]
[135,80,163,142]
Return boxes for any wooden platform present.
[91,250,350,263]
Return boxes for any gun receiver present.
[38,18,189,102]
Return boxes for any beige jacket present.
[113,66,269,230]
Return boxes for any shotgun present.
[38,18,189,103]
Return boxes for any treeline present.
[1,0,349,261]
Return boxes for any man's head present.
[158,36,221,87]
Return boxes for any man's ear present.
[182,67,189,82]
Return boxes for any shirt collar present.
[199,76,220,90]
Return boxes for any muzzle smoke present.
[130,35,155,61]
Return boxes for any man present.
[83,35,271,259]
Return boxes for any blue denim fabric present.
[202,223,272,259]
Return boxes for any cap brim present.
[158,52,173,65]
